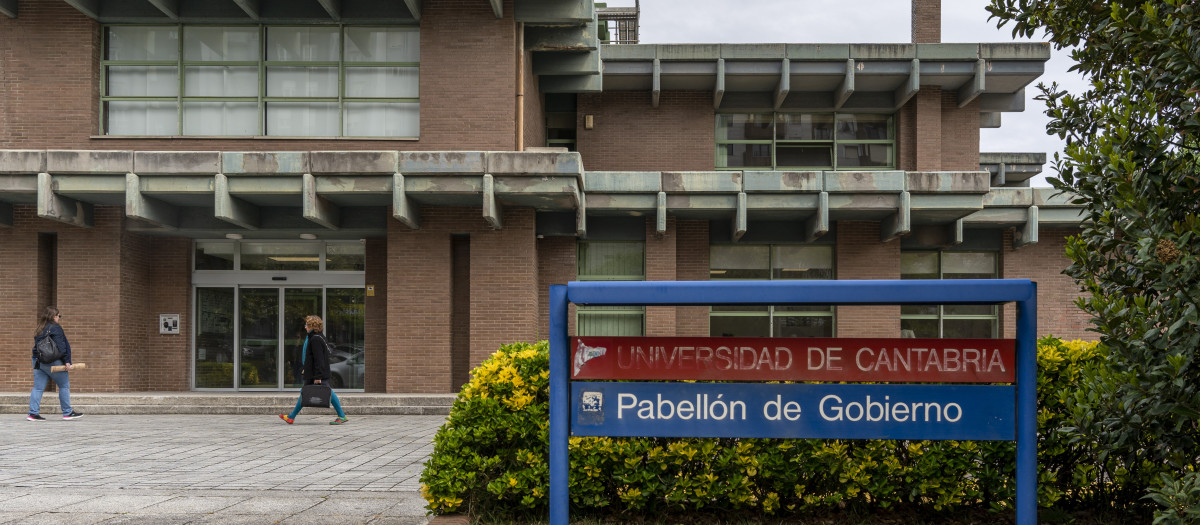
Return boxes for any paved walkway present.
[0,414,449,524]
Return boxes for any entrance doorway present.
[195,286,365,390]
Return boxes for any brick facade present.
[836,221,902,337]
[0,0,1095,396]
[0,0,521,152]
[1001,229,1091,341]
[576,91,714,171]
[912,0,942,44]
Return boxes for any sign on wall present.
[159,314,180,335]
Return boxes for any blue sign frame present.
[549,279,1037,525]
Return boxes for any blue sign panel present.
[571,381,1015,441]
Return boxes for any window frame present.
[100,24,420,138]
[708,244,835,337]
[715,112,895,171]
[575,240,646,336]
[900,250,1000,338]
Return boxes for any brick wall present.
[521,51,546,150]
[0,207,44,392]
[576,91,714,171]
[537,236,577,341]
[1001,229,1093,341]
[365,237,388,392]
[146,238,192,390]
[0,0,520,152]
[835,221,901,337]
[386,206,539,393]
[644,217,678,335]
[941,93,980,171]
[912,0,942,44]
[675,219,710,336]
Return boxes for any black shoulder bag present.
[36,329,63,363]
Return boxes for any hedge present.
[420,337,1104,520]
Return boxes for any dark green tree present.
[986,1,1200,520]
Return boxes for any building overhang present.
[0,149,1081,247]
[600,43,1048,113]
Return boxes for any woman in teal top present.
[279,315,348,425]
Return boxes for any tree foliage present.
[988,0,1200,518]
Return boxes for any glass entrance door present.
[195,285,361,390]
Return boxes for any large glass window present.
[103,25,419,137]
[716,113,894,170]
[577,241,645,336]
[901,251,999,338]
[709,245,834,337]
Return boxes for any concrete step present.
[3,392,456,416]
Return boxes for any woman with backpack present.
[28,306,83,421]
[279,315,349,425]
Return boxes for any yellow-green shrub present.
[420,337,1106,519]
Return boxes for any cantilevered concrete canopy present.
[0,150,1081,247]
[588,43,1048,115]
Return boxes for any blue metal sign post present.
[549,279,1037,525]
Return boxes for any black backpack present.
[36,329,63,363]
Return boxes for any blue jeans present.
[29,359,73,416]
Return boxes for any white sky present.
[602,0,1088,186]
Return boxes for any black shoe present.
[26,414,45,421]
[62,411,83,420]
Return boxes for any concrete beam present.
[992,162,1007,186]
[0,0,17,18]
[714,59,725,109]
[63,0,100,19]
[488,0,501,18]
[231,0,259,19]
[895,59,919,109]
[576,193,587,238]
[0,202,12,227]
[37,173,93,228]
[652,59,661,108]
[402,0,420,21]
[515,0,592,24]
[392,173,419,229]
[947,219,964,247]
[805,191,829,242]
[733,192,747,242]
[959,59,987,108]
[881,190,911,242]
[125,173,178,229]
[981,112,1002,128]
[1014,206,1038,248]
[835,59,855,109]
[214,173,260,230]
[656,191,667,235]
[483,174,502,229]
[317,0,341,20]
[303,173,340,229]
[774,59,789,109]
[146,0,178,19]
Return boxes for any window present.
[577,241,645,336]
[102,25,419,137]
[193,241,366,272]
[900,251,999,338]
[716,113,893,170]
[709,245,834,337]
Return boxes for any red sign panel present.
[571,336,1015,383]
